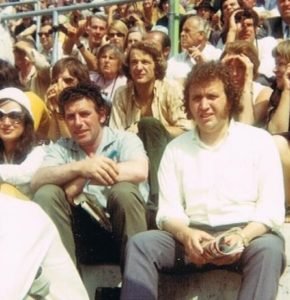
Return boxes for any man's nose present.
[200,98,210,110]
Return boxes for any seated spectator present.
[13,38,50,100]
[266,40,290,211]
[156,0,186,30]
[125,26,146,55]
[121,61,286,300]
[265,0,289,39]
[37,23,64,64]
[166,15,222,84]
[221,40,272,125]
[143,29,171,60]
[62,14,108,69]
[32,83,148,265]
[90,44,127,105]
[0,59,50,140]
[226,8,277,85]
[0,193,89,300]
[45,56,90,141]
[210,0,241,48]
[13,4,37,41]
[141,0,163,27]
[0,87,45,200]
[110,41,192,228]
[107,20,129,51]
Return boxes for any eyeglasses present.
[38,30,53,37]
[108,32,125,38]
[0,109,25,125]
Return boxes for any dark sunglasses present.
[38,30,53,37]
[0,109,25,124]
[108,32,125,38]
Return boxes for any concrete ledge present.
[81,224,290,300]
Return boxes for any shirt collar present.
[192,119,234,150]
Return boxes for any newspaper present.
[202,228,245,256]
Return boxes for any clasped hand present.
[182,228,242,266]
[81,154,119,186]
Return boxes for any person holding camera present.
[225,8,277,86]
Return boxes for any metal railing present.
[0,0,180,64]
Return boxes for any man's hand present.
[80,154,119,186]
[188,45,204,64]
[178,227,214,265]
[202,231,244,265]
[64,177,87,205]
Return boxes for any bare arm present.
[116,157,148,183]
[31,160,84,192]
[162,219,214,265]
[267,64,290,133]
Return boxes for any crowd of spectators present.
[0,0,289,299]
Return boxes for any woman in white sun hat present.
[0,87,45,199]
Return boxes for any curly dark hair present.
[184,61,242,120]
[124,41,167,80]
[58,82,107,117]
[0,101,35,164]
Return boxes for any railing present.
[0,0,180,64]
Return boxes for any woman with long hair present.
[0,87,45,199]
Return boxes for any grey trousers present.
[33,182,147,265]
[121,230,286,300]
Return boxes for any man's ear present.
[99,107,109,124]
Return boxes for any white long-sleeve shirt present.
[0,146,46,198]
[156,121,285,231]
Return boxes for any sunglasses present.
[0,109,25,124]
[38,30,53,37]
[108,32,125,38]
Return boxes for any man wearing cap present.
[195,0,216,22]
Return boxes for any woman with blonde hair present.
[266,40,290,216]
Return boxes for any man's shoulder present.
[233,122,272,142]
[104,126,142,144]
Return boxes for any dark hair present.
[58,82,107,117]
[51,57,90,84]
[0,59,23,90]
[220,40,260,79]
[124,41,167,80]
[184,61,242,119]
[234,8,259,28]
[0,101,35,164]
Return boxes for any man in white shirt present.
[120,61,286,300]
[166,15,221,84]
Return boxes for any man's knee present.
[243,233,286,270]
[108,182,145,211]
[33,184,70,214]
